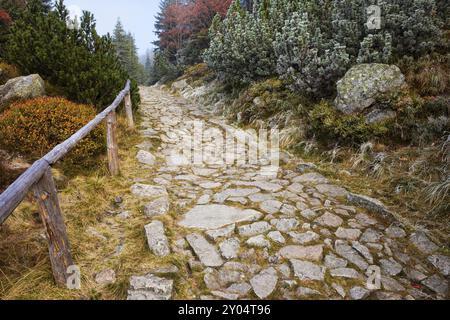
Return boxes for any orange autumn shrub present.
[0,97,105,166]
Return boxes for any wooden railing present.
[0,80,134,286]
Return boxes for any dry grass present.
[0,114,160,300]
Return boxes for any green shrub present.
[204,1,276,85]
[274,11,350,98]
[229,78,310,126]
[148,51,182,84]
[309,101,391,144]
[0,97,105,165]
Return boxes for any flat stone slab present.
[335,240,369,271]
[250,268,278,299]
[136,150,156,165]
[316,184,348,198]
[145,221,170,257]
[186,233,224,267]
[131,184,168,199]
[179,205,262,230]
[144,197,170,218]
[427,255,450,276]
[127,274,173,300]
[279,245,324,262]
[410,231,439,254]
[290,259,325,281]
[238,221,271,237]
[292,173,329,184]
[206,224,235,241]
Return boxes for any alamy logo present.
[66,265,81,290]
[366,265,381,290]
[168,120,280,175]
[366,5,381,30]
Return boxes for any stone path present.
[126,86,449,300]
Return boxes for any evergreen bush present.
[4,0,140,111]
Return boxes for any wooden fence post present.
[106,111,120,176]
[32,167,74,287]
[124,92,134,129]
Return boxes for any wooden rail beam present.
[32,167,74,287]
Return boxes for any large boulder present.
[0,74,45,112]
[335,64,405,115]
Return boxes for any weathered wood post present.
[32,167,74,287]
[124,92,134,129]
[106,111,120,176]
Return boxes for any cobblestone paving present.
[126,86,449,300]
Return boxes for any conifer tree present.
[5,0,140,109]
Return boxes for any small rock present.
[335,240,369,271]
[385,225,407,238]
[427,255,450,276]
[361,228,383,243]
[145,221,170,257]
[136,150,156,165]
[276,263,292,278]
[350,287,370,300]
[289,231,320,245]
[219,238,240,260]
[292,173,329,184]
[421,274,448,296]
[270,218,300,233]
[325,253,348,269]
[290,259,325,281]
[352,241,374,264]
[95,269,116,285]
[279,245,324,262]
[381,276,405,292]
[246,235,270,248]
[127,274,173,300]
[300,209,319,220]
[238,221,272,237]
[199,181,222,189]
[268,231,286,244]
[186,233,224,267]
[206,224,235,242]
[131,184,168,199]
[380,258,403,276]
[227,283,252,297]
[330,268,363,279]
[260,200,283,214]
[335,227,362,241]
[250,268,278,299]
[144,197,170,217]
[315,184,348,198]
[409,232,439,255]
[314,212,343,228]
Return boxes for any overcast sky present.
[64,0,159,55]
